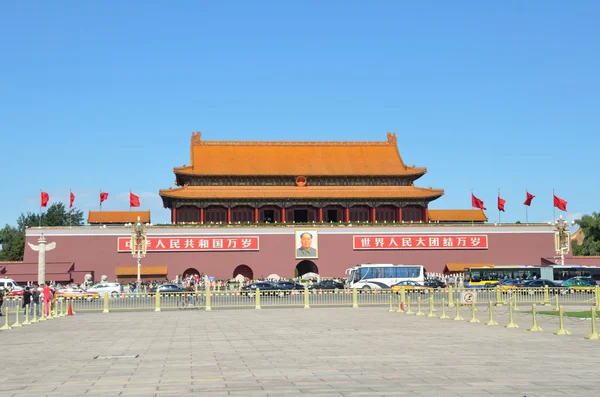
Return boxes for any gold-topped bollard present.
[512,295,520,312]
[585,307,600,340]
[467,302,479,323]
[554,305,571,335]
[351,288,358,309]
[23,304,32,325]
[505,299,519,328]
[405,295,413,314]
[396,288,406,313]
[31,304,39,323]
[528,304,543,332]
[11,308,22,328]
[485,300,498,326]
[39,301,47,321]
[304,286,310,309]
[59,300,66,317]
[415,296,425,316]
[554,294,560,311]
[439,297,449,319]
[453,299,463,321]
[0,308,12,330]
[103,292,110,313]
[542,285,551,306]
[255,288,261,310]
[205,287,212,311]
[447,285,454,307]
[427,296,436,318]
[155,290,161,312]
[495,287,503,306]
[595,286,600,308]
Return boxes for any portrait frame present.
[294,229,319,259]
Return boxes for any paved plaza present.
[1,306,600,396]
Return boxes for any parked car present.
[561,277,597,290]
[272,281,305,290]
[0,278,23,292]
[86,282,123,297]
[496,279,522,290]
[518,279,561,288]
[149,284,186,293]
[307,280,344,291]
[241,282,279,297]
[55,288,100,301]
[424,279,446,289]
[391,280,431,294]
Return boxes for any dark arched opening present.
[295,260,319,278]
[183,268,200,278]
[233,264,254,280]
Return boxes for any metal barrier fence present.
[2,285,599,313]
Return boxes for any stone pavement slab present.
[1,306,599,396]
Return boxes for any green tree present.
[572,212,600,256]
[0,203,84,261]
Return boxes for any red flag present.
[130,192,140,207]
[471,193,486,210]
[41,191,49,208]
[100,192,109,203]
[524,191,535,206]
[553,194,567,212]
[69,191,75,208]
[498,196,506,212]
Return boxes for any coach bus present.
[463,265,600,288]
[345,264,426,289]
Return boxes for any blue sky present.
[0,1,598,228]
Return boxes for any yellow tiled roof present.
[428,209,488,222]
[174,132,427,176]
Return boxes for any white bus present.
[345,264,426,289]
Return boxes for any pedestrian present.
[0,289,4,316]
[42,283,52,316]
[31,285,40,316]
[22,286,32,316]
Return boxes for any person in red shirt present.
[42,283,52,316]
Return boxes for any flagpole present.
[129,189,132,216]
[471,189,474,226]
[39,189,42,228]
[553,188,556,223]
[69,189,72,228]
[100,189,103,226]
[525,189,528,224]
[498,189,501,224]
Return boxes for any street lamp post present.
[554,215,574,266]
[130,216,147,292]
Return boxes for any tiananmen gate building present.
[3,132,595,284]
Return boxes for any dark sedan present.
[272,281,305,290]
[307,280,345,290]
[424,279,446,288]
[149,284,186,293]
[240,282,280,297]
[519,279,561,288]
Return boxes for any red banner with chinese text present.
[353,235,488,250]
[118,236,259,252]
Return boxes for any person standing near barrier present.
[0,288,4,316]
[42,283,52,316]
[22,286,32,315]
[31,285,40,316]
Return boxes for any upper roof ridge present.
[190,131,398,147]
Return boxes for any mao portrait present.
[295,230,318,259]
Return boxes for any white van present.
[0,278,24,291]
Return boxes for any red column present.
[281,207,286,223]
[200,207,204,224]
[345,207,350,222]
[254,208,259,223]
[397,207,402,222]
[371,207,376,223]
[424,207,429,223]
[172,207,177,224]
[319,207,323,223]
[227,207,231,224]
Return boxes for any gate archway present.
[183,268,200,278]
[295,260,319,278]
[233,264,254,280]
